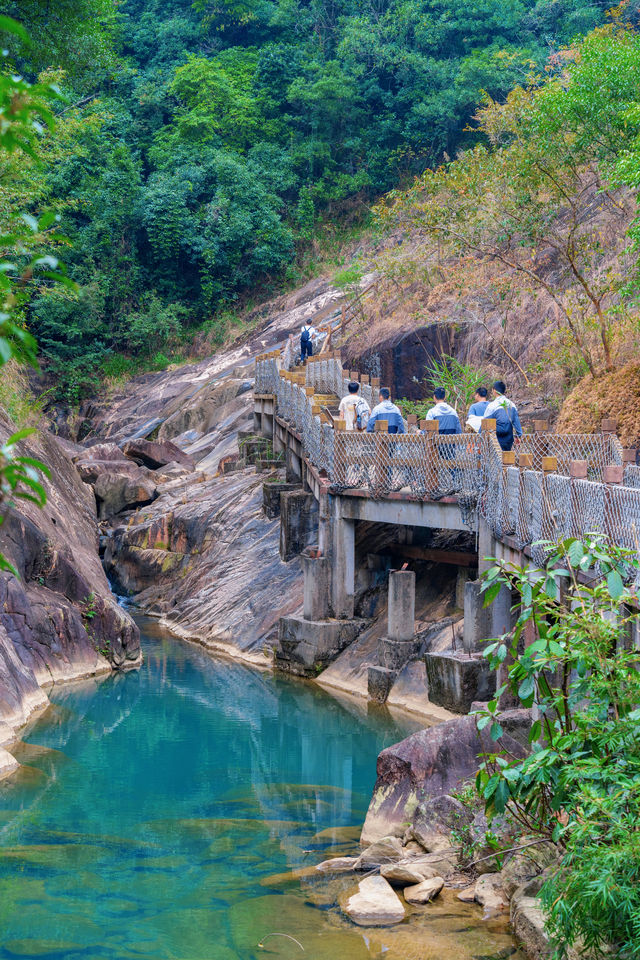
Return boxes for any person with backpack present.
[339,381,371,431]
[424,387,462,434]
[299,322,317,362]
[483,380,523,452]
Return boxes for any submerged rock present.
[343,875,405,926]
[474,873,508,918]
[315,856,359,873]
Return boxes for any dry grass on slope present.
[557,362,640,448]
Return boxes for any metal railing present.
[254,353,640,554]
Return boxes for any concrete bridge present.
[253,348,640,714]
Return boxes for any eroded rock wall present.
[0,423,140,747]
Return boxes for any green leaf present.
[567,540,584,566]
[607,569,624,601]
[482,581,502,607]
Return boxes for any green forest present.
[2,0,613,400]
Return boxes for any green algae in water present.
[0,626,525,960]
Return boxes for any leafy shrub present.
[478,535,640,959]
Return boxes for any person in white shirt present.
[338,381,371,431]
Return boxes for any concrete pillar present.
[263,412,274,440]
[279,491,318,562]
[253,408,261,433]
[455,567,474,610]
[331,514,355,618]
[285,446,302,483]
[387,570,415,641]
[303,556,331,620]
[463,579,493,653]
[491,582,514,638]
[273,424,285,456]
[477,515,495,575]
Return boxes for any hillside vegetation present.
[3,0,611,400]
[357,14,640,425]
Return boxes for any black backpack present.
[494,404,514,441]
[300,327,311,343]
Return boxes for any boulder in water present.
[343,876,405,926]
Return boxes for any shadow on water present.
[0,618,524,960]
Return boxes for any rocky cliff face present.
[0,423,141,755]
[70,283,347,661]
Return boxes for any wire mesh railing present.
[254,353,638,548]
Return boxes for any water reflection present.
[0,620,521,960]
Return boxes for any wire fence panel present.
[256,351,640,546]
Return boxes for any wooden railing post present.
[569,460,588,538]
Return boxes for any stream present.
[0,619,523,960]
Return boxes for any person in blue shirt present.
[468,387,489,418]
[425,388,462,434]
[366,388,406,433]
[484,380,523,452]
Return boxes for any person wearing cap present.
[483,380,523,451]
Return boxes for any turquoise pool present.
[0,620,522,960]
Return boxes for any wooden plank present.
[388,545,478,567]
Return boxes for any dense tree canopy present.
[2,0,612,399]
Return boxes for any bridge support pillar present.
[477,516,495,575]
[387,570,416,641]
[279,490,318,561]
[463,579,492,654]
[303,556,331,620]
[285,446,303,484]
[331,514,355,618]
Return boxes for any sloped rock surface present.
[361,714,528,844]
[104,468,303,657]
[0,424,140,742]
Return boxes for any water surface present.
[0,621,522,960]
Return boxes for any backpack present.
[300,327,311,343]
[494,404,514,440]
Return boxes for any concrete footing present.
[381,637,422,671]
[276,615,368,677]
[262,481,301,519]
[424,650,496,713]
[367,665,396,704]
[279,491,318,561]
